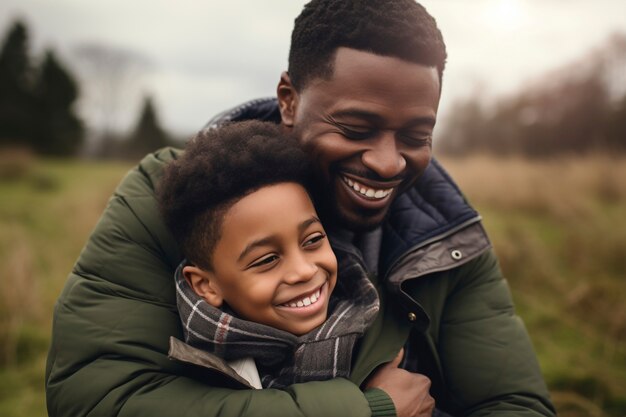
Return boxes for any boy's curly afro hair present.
[288,0,447,91]
[157,120,312,270]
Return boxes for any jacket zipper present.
[353,216,484,385]
[330,216,484,386]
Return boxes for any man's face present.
[278,47,441,231]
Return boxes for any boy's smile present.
[184,182,338,336]
[276,280,330,316]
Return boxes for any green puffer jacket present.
[45,147,555,417]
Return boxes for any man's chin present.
[311,183,391,232]
[333,207,389,233]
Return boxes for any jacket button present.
[451,249,463,260]
[408,312,417,322]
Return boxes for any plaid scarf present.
[175,256,379,389]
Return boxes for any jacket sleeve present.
[432,250,556,416]
[44,149,374,417]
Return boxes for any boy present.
[157,120,379,389]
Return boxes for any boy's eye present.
[303,232,326,248]
[249,255,279,268]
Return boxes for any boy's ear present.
[277,71,298,127]
[182,265,224,308]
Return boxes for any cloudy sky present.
[1,0,625,137]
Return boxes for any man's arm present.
[47,274,370,417]
[44,149,373,417]
[419,250,556,416]
[365,349,435,417]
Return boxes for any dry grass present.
[0,148,35,181]
[0,225,37,366]
[0,158,130,417]
[441,153,626,416]
[441,153,626,218]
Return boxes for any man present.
[45,1,556,416]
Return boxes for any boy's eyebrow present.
[298,216,321,234]
[237,216,321,263]
[237,237,273,263]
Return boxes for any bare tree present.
[600,32,626,103]
[438,32,626,157]
[72,43,151,157]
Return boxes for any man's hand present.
[364,349,435,417]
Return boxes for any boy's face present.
[186,182,338,336]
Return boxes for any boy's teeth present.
[283,288,322,308]
[343,177,393,199]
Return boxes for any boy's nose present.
[283,253,317,284]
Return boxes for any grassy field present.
[0,153,624,416]
[442,155,626,417]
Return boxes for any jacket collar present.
[203,97,281,131]
[380,157,482,275]
[168,337,254,389]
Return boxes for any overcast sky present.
[1,0,625,136]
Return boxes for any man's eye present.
[303,232,326,248]
[401,133,432,146]
[340,126,374,140]
[250,255,279,268]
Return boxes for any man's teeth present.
[283,288,321,308]
[343,177,393,199]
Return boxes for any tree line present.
[2,19,624,159]
[0,20,171,159]
[438,33,626,157]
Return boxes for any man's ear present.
[277,71,298,127]
[182,265,224,308]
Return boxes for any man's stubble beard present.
[309,175,391,233]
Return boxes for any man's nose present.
[283,252,318,284]
[361,135,406,179]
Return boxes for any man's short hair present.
[158,120,312,270]
[288,0,447,91]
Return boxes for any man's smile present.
[341,175,400,200]
[336,172,404,212]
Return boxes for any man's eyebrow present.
[331,109,386,125]
[237,216,321,263]
[330,109,436,128]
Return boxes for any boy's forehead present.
[220,183,317,237]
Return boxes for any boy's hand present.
[364,349,435,417]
